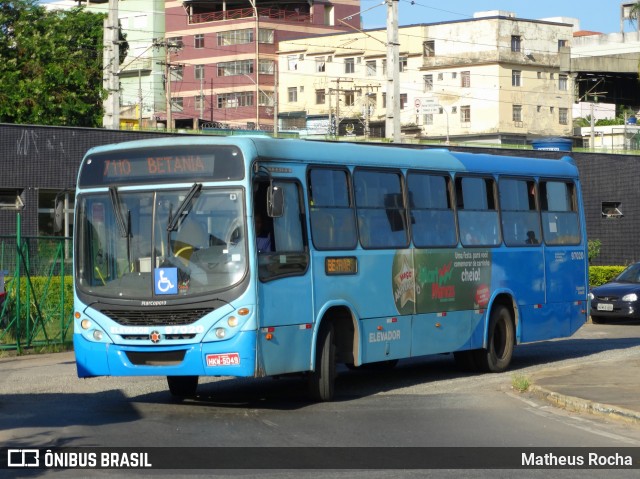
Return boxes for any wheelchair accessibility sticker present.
[154,268,178,295]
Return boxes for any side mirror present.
[267,185,284,218]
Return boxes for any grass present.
[511,374,531,392]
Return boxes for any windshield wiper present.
[167,183,202,232]
[109,187,129,238]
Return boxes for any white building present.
[278,11,577,144]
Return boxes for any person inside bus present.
[255,211,273,253]
[525,230,539,245]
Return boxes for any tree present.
[629,2,640,32]
[0,0,116,127]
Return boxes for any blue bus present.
[72,137,588,401]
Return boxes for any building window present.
[511,35,522,52]
[399,57,408,72]
[259,60,274,74]
[171,64,183,81]
[167,36,183,49]
[171,97,183,112]
[217,29,253,46]
[316,56,326,72]
[558,39,568,50]
[316,89,326,104]
[345,58,355,74]
[559,107,568,125]
[382,93,386,108]
[259,91,274,106]
[424,113,433,125]
[287,55,298,71]
[382,59,387,76]
[461,105,470,123]
[423,40,435,57]
[437,72,443,81]
[423,74,433,92]
[194,33,205,49]
[512,70,521,87]
[451,106,457,114]
[345,91,355,106]
[217,60,253,76]
[288,87,297,103]
[400,93,407,109]
[195,94,205,112]
[258,28,274,44]
[602,201,623,219]
[513,104,522,122]
[194,64,204,81]
[452,72,457,79]
[558,74,568,91]
[217,92,253,108]
[366,60,376,76]
[461,71,470,88]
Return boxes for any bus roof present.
[84,136,579,180]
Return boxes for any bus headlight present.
[215,328,226,339]
[93,330,103,341]
[81,319,92,330]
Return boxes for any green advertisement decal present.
[392,249,492,314]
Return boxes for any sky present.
[359,0,631,34]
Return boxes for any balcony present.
[190,6,311,25]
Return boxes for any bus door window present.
[308,168,357,250]
[456,176,501,247]
[540,181,580,245]
[255,180,309,281]
[499,178,541,246]
[408,172,456,247]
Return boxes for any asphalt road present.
[2,322,640,478]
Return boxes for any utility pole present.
[386,0,401,142]
[249,0,260,130]
[154,38,181,130]
[102,0,120,129]
[330,78,354,138]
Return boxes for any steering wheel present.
[225,218,243,247]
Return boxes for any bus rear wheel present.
[473,305,515,373]
[167,375,198,399]
[308,323,336,402]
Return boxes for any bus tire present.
[308,323,336,402]
[167,375,198,398]
[473,305,515,373]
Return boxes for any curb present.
[529,384,640,426]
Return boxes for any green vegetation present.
[0,0,127,127]
[511,374,530,392]
[589,266,626,287]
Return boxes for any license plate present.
[206,353,240,367]
[597,303,614,311]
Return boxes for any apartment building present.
[164,0,360,131]
[277,11,577,143]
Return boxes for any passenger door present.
[254,179,314,375]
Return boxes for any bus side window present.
[499,178,541,247]
[408,172,457,247]
[540,181,581,245]
[354,168,408,249]
[308,168,357,250]
[456,176,501,247]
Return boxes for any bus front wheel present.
[473,305,515,373]
[308,323,336,402]
[167,375,198,399]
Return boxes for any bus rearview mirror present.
[267,185,284,218]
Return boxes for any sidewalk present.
[529,356,640,425]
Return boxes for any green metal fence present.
[0,233,73,353]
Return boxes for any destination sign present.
[79,145,245,187]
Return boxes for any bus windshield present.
[75,187,246,299]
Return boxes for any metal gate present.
[0,234,73,353]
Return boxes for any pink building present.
[164,0,360,131]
